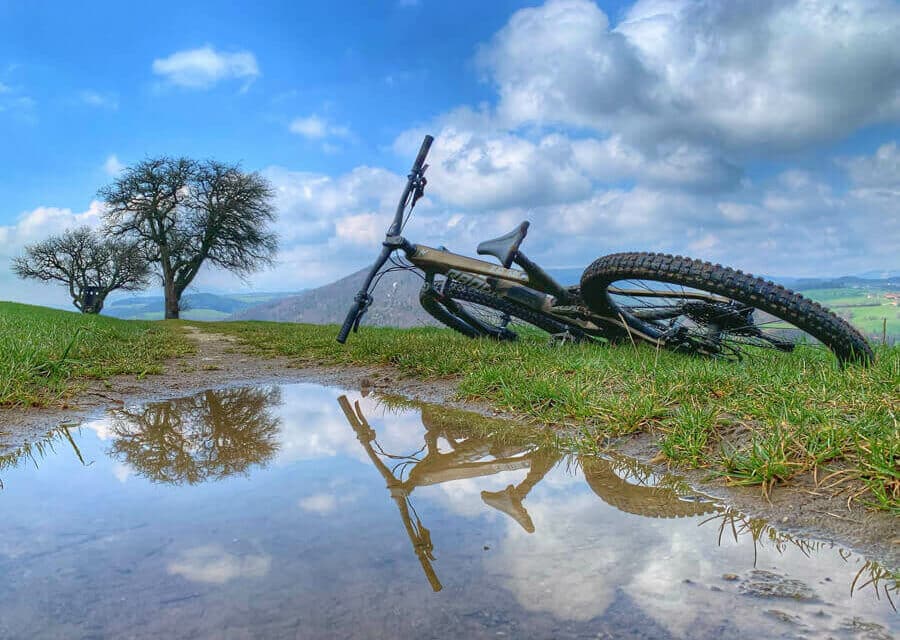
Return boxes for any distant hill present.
[230,267,438,327]
[105,292,301,321]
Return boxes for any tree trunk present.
[164,276,180,319]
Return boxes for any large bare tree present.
[100,157,278,319]
[12,226,150,313]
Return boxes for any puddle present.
[0,383,896,639]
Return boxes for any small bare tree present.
[12,226,150,313]
[100,157,278,319]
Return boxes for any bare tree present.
[100,157,278,319]
[12,226,150,313]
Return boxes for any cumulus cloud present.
[403,126,591,210]
[152,46,259,90]
[193,164,418,290]
[289,115,351,140]
[839,141,900,190]
[479,0,900,150]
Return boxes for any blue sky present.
[2,0,899,307]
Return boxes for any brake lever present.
[411,165,428,208]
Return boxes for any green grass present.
[801,287,900,341]
[0,302,192,408]
[200,320,900,512]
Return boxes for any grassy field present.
[0,302,192,408]
[802,287,899,342]
[201,320,899,512]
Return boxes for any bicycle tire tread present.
[580,252,874,365]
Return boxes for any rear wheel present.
[580,252,874,366]
[420,279,582,342]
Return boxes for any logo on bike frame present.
[446,269,492,292]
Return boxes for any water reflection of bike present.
[338,395,716,592]
[109,387,282,484]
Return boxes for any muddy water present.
[0,383,896,640]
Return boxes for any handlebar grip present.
[412,135,434,172]
[336,301,362,344]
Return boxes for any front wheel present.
[580,252,874,366]
[420,279,583,342]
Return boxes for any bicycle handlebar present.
[336,299,363,344]
[413,135,434,173]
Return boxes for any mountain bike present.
[337,135,874,365]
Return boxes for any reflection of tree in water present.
[109,387,282,484]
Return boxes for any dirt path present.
[1,327,897,568]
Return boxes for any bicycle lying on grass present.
[338,135,874,366]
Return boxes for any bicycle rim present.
[606,279,831,360]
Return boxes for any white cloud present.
[79,90,118,110]
[479,0,900,150]
[334,213,382,246]
[289,115,352,152]
[290,115,327,139]
[395,123,592,210]
[839,141,900,190]
[152,46,259,90]
[103,154,125,176]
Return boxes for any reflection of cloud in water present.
[485,483,896,637]
[111,462,132,483]
[299,493,338,514]
[167,545,271,584]
[275,386,426,465]
[82,416,114,441]
[486,492,633,622]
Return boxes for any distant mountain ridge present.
[229,267,438,327]
[105,292,301,321]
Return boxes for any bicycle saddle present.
[476,221,530,268]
